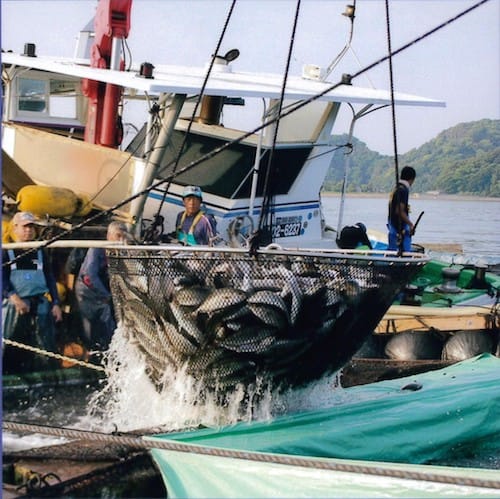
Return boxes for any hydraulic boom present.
[82,0,132,147]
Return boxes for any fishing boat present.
[354,244,500,381]
[1,0,463,392]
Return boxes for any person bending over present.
[74,221,129,350]
[337,222,373,250]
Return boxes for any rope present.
[3,0,490,264]
[384,0,400,185]
[3,421,500,490]
[2,338,106,372]
[151,0,237,223]
[258,0,302,243]
[384,0,404,257]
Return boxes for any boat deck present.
[2,445,165,498]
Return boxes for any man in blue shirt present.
[74,221,130,350]
[175,186,216,246]
[387,166,416,252]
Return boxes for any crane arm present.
[82,0,132,148]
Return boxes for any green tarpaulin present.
[148,355,500,498]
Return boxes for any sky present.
[1,0,499,155]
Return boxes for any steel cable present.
[3,421,500,490]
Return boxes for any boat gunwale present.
[4,240,430,264]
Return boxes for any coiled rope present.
[3,421,500,490]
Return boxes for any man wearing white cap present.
[175,186,216,245]
[2,211,62,371]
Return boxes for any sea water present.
[3,196,499,466]
[5,342,500,470]
[324,194,500,264]
[3,325,350,450]
[4,334,499,470]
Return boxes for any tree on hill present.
[323,119,499,197]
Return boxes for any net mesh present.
[107,247,426,390]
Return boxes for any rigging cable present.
[3,0,490,266]
[144,0,238,241]
[255,0,302,250]
[384,0,404,256]
[384,0,400,184]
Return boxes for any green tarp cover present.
[150,450,499,498]
[148,355,500,498]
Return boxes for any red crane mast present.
[82,0,132,148]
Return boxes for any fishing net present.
[107,247,427,390]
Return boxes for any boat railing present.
[4,240,430,265]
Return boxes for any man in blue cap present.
[175,186,216,245]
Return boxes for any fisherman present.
[337,222,373,250]
[387,166,416,252]
[2,211,63,371]
[62,246,89,347]
[74,221,130,351]
[175,185,217,246]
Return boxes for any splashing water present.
[85,324,350,434]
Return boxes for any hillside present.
[323,119,499,197]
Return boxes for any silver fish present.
[247,304,289,331]
[205,358,256,383]
[298,277,325,299]
[291,259,318,277]
[260,338,311,366]
[275,265,303,325]
[159,315,199,357]
[169,301,206,348]
[218,327,276,354]
[125,299,160,336]
[173,285,211,310]
[185,348,226,373]
[206,262,236,288]
[196,288,247,318]
[245,278,283,293]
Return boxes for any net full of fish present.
[107,246,426,392]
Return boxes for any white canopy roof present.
[2,52,445,108]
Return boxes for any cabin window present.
[49,80,78,119]
[18,78,47,113]
[14,74,80,122]
[126,128,311,199]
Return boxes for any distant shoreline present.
[322,192,499,202]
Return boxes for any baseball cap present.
[182,185,203,199]
[12,211,37,226]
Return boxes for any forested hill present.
[323,119,499,197]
